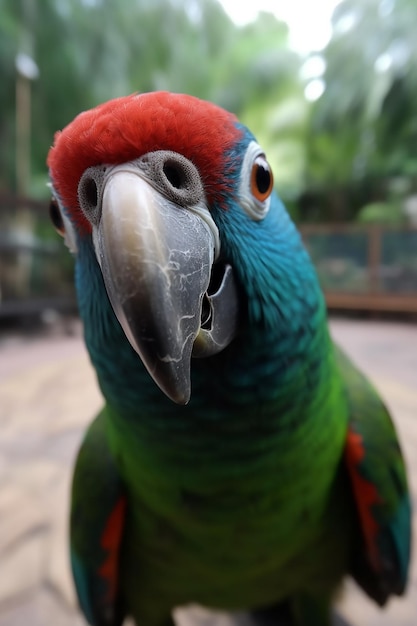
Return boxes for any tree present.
[0,0,304,199]
[300,0,417,221]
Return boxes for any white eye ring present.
[238,141,273,221]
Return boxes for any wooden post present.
[368,226,381,295]
[13,0,39,299]
[15,72,31,200]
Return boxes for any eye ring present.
[250,155,273,202]
[239,141,273,221]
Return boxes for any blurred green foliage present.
[2,0,417,223]
[304,0,417,222]
[357,202,404,225]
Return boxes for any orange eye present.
[49,198,65,236]
[250,155,274,202]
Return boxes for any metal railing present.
[0,193,76,317]
[1,193,417,316]
[301,224,417,312]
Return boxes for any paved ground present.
[0,317,416,626]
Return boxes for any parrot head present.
[48,92,318,405]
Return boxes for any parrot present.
[46,92,411,626]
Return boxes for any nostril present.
[84,177,98,208]
[138,150,204,207]
[163,161,186,189]
[78,165,106,226]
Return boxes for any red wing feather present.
[98,496,127,604]
[344,426,381,571]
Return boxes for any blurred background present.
[2,0,417,317]
[1,1,417,625]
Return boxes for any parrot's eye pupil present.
[49,198,65,235]
[250,155,274,203]
[163,163,185,189]
[256,164,271,194]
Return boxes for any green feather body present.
[66,119,410,626]
[74,211,355,624]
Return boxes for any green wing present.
[336,346,411,605]
[71,410,127,626]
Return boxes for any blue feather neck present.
[193,199,330,413]
[75,122,331,424]
[76,201,330,428]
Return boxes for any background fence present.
[1,195,417,317]
[0,194,75,318]
[302,224,417,312]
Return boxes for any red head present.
[47,91,242,232]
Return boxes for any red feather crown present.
[47,92,242,232]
